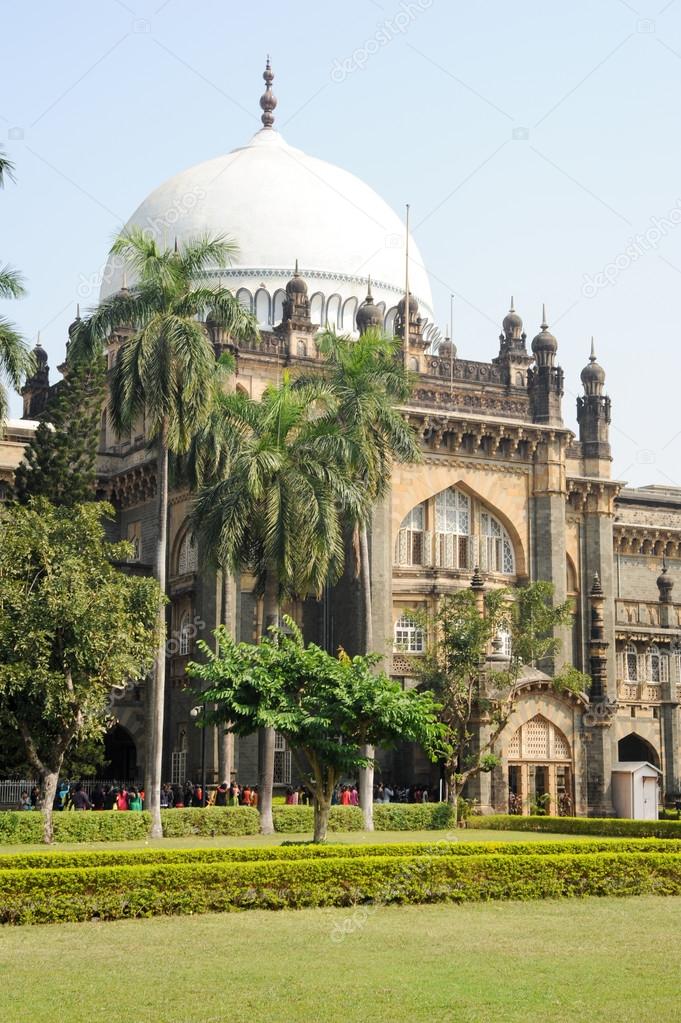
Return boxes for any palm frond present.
[0,264,26,299]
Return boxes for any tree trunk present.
[446,763,460,825]
[313,795,332,843]
[148,425,169,839]
[39,771,59,845]
[218,568,235,784]
[358,524,375,831]
[258,571,279,835]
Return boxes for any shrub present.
[272,805,364,832]
[160,807,259,837]
[372,803,456,831]
[3,850,681,925]
[2,837,680,872]
[467,815,681,839]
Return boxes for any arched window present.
[385,307,398,336]
[396,503,427,566]
[480,511,515,575]
[178,531,198,575]
[272,289,286,325]
[394,613,425,653]
[310,292,324,324]
[326,294,341,329]
[179,612,191,656]
[255,288,271,326]
[625,642,638,681]
[296,340,307,358]
[435,488,470,569]
[236,288,253,313]
[341,297,357,331]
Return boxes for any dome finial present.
[294,257,299,275]
[590,336,597,362]
[260,56,277,129]
[510,295,514,311]
[541,303,548,330]
[367,274,373,300]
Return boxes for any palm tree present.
[299,327,422,829]
[69,228,257,837]
[0,149,33,422]
[192,374,362,833]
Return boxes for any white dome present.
[100,127,435,336]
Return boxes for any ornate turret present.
[577,338,611,468]
[527,305,564,425]
[22,335,51,418]
[395,292,424,349]
[275,261,316,352]
[356,277,382,335]
[259,56,277,129]
[493,296,531,385]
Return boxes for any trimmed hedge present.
[372,803,456,830]
[272,806,365,832]
[3,837,681,872]
[467,815,681,839]
[3,850,681,924]
[0,807,261,845]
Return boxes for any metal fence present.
[0,778,138,809]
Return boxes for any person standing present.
[71,783,92,811]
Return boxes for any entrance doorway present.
[103,725,137,781]
[506,714,574,816]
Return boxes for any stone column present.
[532,434,570,670]
[583,574,616,816]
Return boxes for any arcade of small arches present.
[395,485,516,575]
[234,284,439,341]
[617,641,681,684]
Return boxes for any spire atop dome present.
[581,336,606,394]
[357,274,382,335]
[502,296,523,340]
[260,56,277,129]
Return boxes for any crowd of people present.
[18,778,442,811]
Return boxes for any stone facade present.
[14,288,681,816]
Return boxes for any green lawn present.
[0,897,677,1022]
[0,827,618,855]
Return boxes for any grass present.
[0,897,677,1022]
[0,827,620,855]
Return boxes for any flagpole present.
[404,203,410,368]
[449,293,454,397]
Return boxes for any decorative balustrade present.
[615,599,681,629]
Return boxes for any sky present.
[3,0,681,487]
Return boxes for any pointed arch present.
[618,733,660,767]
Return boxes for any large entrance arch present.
[618,733,660,768]
[506,714,574,816]
[104,724,137,781]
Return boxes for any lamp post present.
[190,704,207,806]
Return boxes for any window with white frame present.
[396,503,427,566]
[496,629,512,657]
[480,512,515,574]
[273,732,292,785]
[178,531,198,575]
[179,612,191,656]
[394,613,425,653]
[625,642,638,681]
[435,487,470,569]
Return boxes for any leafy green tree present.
[0,500,160,842]
[0,724,106,780]
[69,228,257,837]
[416,581,589,821]
[192,374,363,833]
[189,618,442,841]
[0,149,33,422]
[302,327,421,829]
[13,352,106,506]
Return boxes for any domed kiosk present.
[101,60,435,338]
